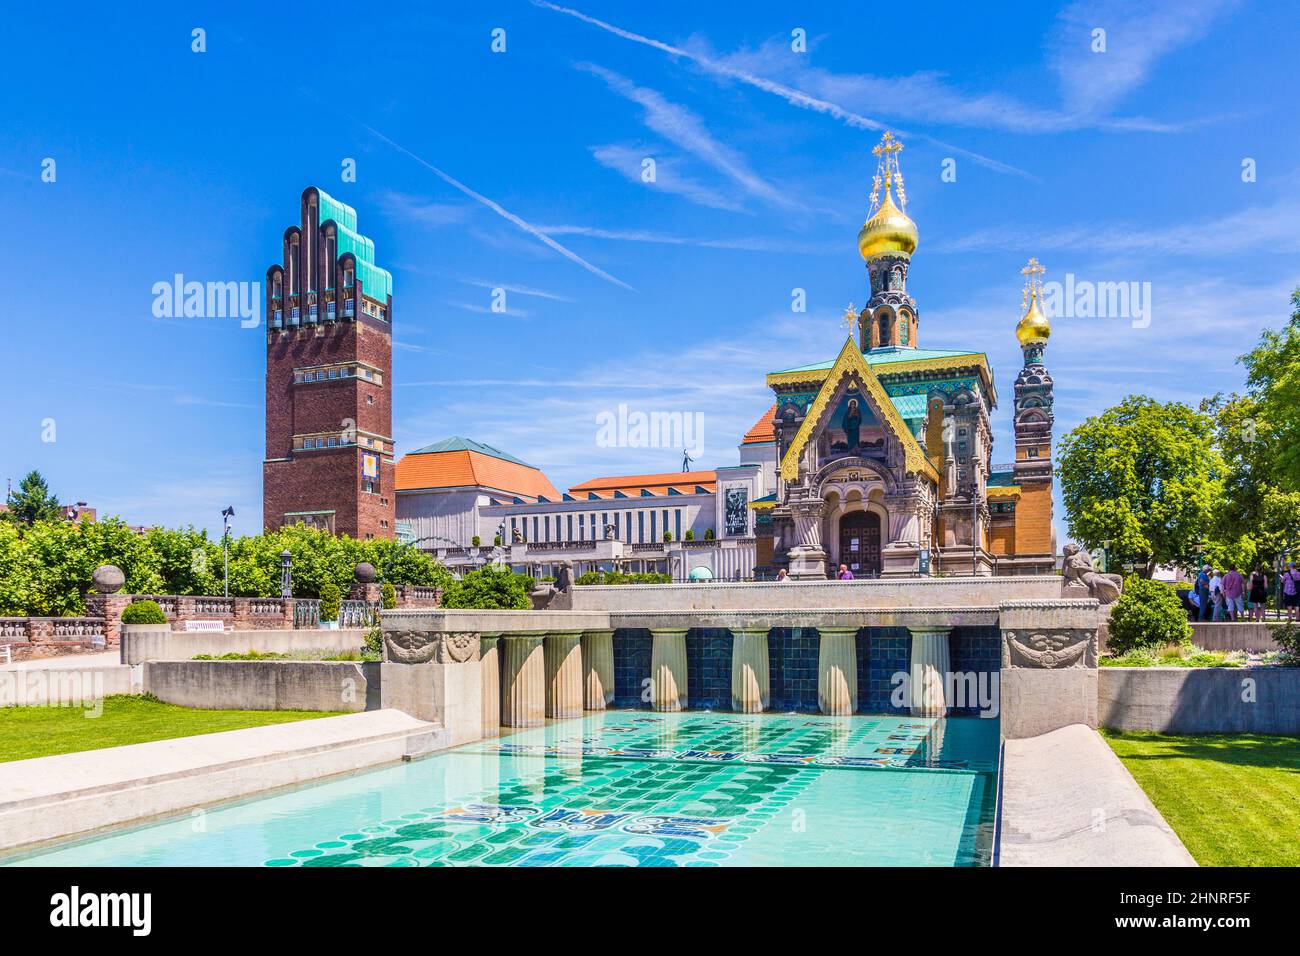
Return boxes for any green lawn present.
[1102,730,1300,866]
[0,695,342,763]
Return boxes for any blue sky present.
[2,0,1298,539]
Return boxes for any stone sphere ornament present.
[92,565,126,594]
[354,562,378,584]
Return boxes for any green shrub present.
[471,535,481,547]
[318,582,342,622]
[663,531,673,543]
[684,529,695,541]
[363,624,383,661]
[381,581,396,610]
[440,565,532,610]
[1106,577,1192,655]
[1273,623,1300,665]
[121,600,167,625]
[703,528,715,540]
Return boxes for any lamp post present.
[221,506,235,598]
[280,549,293,599]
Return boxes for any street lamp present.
[221,506,235,598]
[279,549,293,599]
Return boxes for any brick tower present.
[262,187,396,539]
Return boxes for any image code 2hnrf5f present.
[0,0,1296,906]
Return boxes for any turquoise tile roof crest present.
[408,436,537,469]
[771,346,986,376]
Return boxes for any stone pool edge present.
[996,723,1196,867]
[0,709,447,856]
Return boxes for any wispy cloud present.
[590,144,746,212]
[447,301,531,320]
[361,122,636,291]
[379,190,470,227]
[536,0,1232,144]
[935,192,1300,257]
[538,223,839,255]
[579,63,792,207]
[532,1,1033,177]
[1049,0,1238,119]
[459,278,575,302]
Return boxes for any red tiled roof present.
[743,405,777,444]
[567,470,717,498]
[396,449,561,500]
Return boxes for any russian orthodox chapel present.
[758,132,1056,578]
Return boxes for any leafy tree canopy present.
[1057,395,1222,575]
[4,470,62,525]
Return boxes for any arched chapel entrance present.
[838,510,881,577]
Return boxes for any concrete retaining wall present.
[1188,622,1281,652]
[144,661,379,712]
[0,666,140,706]
[1099,667,1300,734]
[121,626,367,665]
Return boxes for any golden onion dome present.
[1016,290,1051,347]
[857,184,918,261]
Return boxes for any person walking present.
[1248,566,1269,622]
[1195,564,1212,622]
[837,564,854,581]
[1222,564,1245,622]
[1283,562,1300,624]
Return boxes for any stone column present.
[787,496,828,580]
[649,629,689,712]
[908,627,951,716]
[480,635,500,737]
[545,631,584,719]
[581,629,615,710]
[730,628,770,713]
[817,627,859,715]
[501,635,546,728]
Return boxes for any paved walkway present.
[998,723,1196,867]
[1,651,121,672]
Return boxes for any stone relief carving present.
[384,630,481,664]
[1001,628,1098,669]
[384,629,439,664]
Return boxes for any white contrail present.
[362,123,636,291]
[533,0,1033,179]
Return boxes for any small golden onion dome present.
[857,184,918,261]
[1016,290,1051,347]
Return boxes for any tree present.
[1201,391,1300,570]
[4,471,62,525]
[1242,287,1300,489]
[441,565,532,610]
[1057,396,1222,576]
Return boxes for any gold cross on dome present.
[1020,257,1046,305]
[842,303,858,339]
[873,131,902,157]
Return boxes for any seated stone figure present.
[1061,543,1123,604]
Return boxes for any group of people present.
[773,564,858,582]
[1192,562,1300,623]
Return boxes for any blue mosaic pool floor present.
[6,712,1000,867]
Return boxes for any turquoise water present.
[7,712,999,867]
